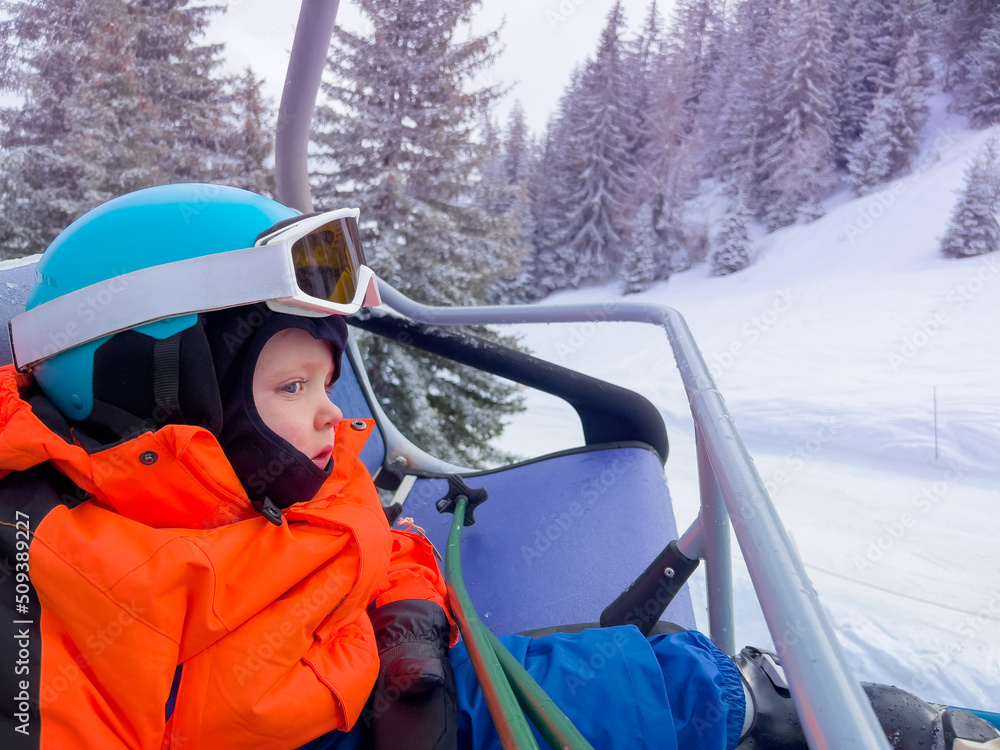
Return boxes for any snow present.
[492,115,1000,712]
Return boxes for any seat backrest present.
[399,444,696,635]
[0,257,387,476]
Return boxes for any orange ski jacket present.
[0,365,453,749]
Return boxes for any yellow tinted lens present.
[290,218,366,305]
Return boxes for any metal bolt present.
[663,567,675,578]
[140,451,158,465]
[350,419,367,430]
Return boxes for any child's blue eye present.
[280,382,303,395]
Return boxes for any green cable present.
[445,495,540,750]
[484,628,595,750]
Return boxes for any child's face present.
[252,327,344,469]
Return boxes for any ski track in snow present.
[493,116,1000,711]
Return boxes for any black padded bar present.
[349,311,668,463]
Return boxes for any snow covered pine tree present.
[941,138,1000,259]
[0,0,271,259]
[311,0,524,467]
[558,2,639,288]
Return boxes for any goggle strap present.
[11,245,297,372]
[363,270,382,308]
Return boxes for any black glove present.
[366,599,457,750]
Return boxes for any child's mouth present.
[312,448,333,469]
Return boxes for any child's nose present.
[318,396,343,430]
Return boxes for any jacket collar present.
[0,366,374,529]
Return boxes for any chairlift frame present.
[283,0,895,747]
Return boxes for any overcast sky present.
[205,0,673,137]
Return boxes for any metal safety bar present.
[275,0,341,213]
[374,280,892,750]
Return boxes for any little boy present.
[0,184,458,749]
[1,184,994,750]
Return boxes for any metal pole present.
[274,0,342,212]
[697,424,735,656]
[374,281,892,750]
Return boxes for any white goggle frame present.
[10,208,381,372]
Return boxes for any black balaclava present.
[85,302,348,512]
[204,303,348,510]
[81,212,352,516]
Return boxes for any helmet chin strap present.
[151,335,182,426]
[84,333,186,442]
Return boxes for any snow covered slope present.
[494,109,1000,710]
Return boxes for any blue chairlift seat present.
[342,309,696,635]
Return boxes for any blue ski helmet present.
[27,183,298,421]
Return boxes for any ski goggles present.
[10,208,381,371]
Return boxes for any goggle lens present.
[289,217,367,305]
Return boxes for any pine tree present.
[559,2,639,287]
[890,30,931,163]
[841,2,931,195]
[628,0,663,205]
[711,193,753,276]
[477,107,515,216]
[711,0,782,192]
[127,0,239,182]
[503,101,530,186]
[312,0,524,467]
[0,0,264,258]
[645,0,724,217]
[831,0,898,166]
[0,0,138,256]
[224,66,275,196]
[965,11,1000,128]
[655,207,692,276]
[493,102,536,304]
[757,0,837,228]
[846,90,900,193]
[529,100,579,298]
[480,106,532,304]
[941,138,1000,258]
[633,5,689,280]
[943,0,1000,124]
[621,200,659,294]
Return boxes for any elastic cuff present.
[711,648,747,750]
[370,599,451,652]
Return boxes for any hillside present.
[495,105,1000,710]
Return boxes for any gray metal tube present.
[275,0,342,212]
[375,280,891,750]
[697,424,735,657]
[676,517,704,561]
